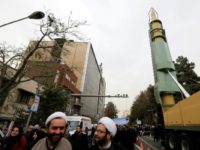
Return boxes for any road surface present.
[134,135,165,150]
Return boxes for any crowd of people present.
[0,112,139,150]
[0,124,46,150]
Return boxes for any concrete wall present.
[62,42,106,118]
[80,44,101,118]
[61,42,88,90]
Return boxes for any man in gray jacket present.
[32,112,72,150]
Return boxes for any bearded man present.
[32,112,72,150]
[70,125,88,150]
[89,117,127,150]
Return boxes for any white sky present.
[1,0,200,117]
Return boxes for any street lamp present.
[0,11,45,28]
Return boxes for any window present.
[65,74,71,81]
[18,90,32,104]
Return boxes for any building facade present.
[0,75,39,130]
[27,40,106,118]
[25,61,81,115]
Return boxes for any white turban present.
[98,117,117,137]
[45,112,68,126]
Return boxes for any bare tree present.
[0,12,87,104]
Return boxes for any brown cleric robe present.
[31,137,72,150]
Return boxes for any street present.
[134,135,164,150]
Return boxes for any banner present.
[112,118,129,125]
[30,88,40,112]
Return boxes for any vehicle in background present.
[66,116,92,136]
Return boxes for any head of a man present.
[45,112,68,145]
[75,125,82,134]
[26,125,34,133]
[93,117,117,147]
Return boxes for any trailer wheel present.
[166,133,177,150]
[180,135,193,150]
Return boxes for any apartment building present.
[27,39,106,118]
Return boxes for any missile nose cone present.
[149,7,159,22]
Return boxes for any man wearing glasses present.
[32,112,72,150]
[89,117,126,150]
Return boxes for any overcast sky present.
[1,0,200,117]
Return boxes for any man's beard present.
[93,134,107,146]
[47,133,64,145]
[75,130,80,134]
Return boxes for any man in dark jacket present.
[70,125,88,150]
[88,117,126,150]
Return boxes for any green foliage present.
[90,116,98,124]
[31,85,70,125]
[129,85,157,125]
[174,56,200,95]
[104,102,118,118]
